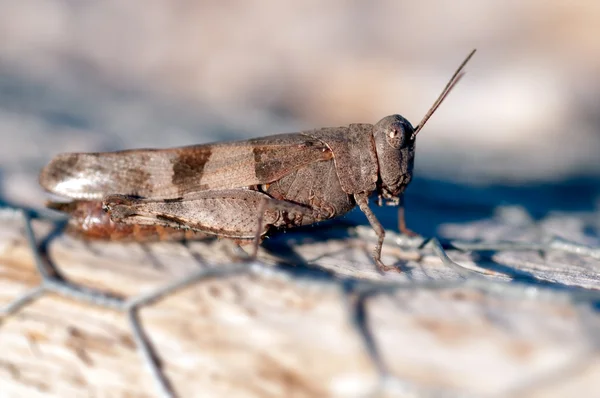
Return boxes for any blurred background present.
[1,0,599,236]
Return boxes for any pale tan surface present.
[1,209,599,398]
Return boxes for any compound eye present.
[386,126,404,148]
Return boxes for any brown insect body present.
[40,119,411,238]
[40,50,475,272]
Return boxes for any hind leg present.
[104,189,317,255]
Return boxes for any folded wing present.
[40,133,333,200]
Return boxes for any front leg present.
[397,194,417,237]
[354,193,398,273]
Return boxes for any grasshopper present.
[40,50,475,272]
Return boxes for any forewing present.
[40,134,332,200]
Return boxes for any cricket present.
[39,50,476,272]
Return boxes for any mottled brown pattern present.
[252,145,283,182]
[249,136,331,183]
[94,189,321,240]
[171,147,212,191]
[45,153,79,177]
[39,153,79,193]
[49,200,206,241]
[266,159,353,224]
[123,166,153,198]
[40,135,332,200]
[40,150,170,200]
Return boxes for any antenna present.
[413,49,476,137]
